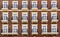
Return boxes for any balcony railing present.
[42,32,59,35]
[1,29,18,35]
[2,8,8,11]
[11,18,18,23]
[51,19,58,23]
[32,17,38,23]
[42,19,48,23]
[32,29,38,34]
[1,18,8,23]
[41,8,48,11]
[22,8,28,11]
[51,7,57,10]
[22,17,28,23]
[12,8,18,11]
[22,29,28,34]
[31,8,38,11]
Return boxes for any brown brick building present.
[0,0,60,37]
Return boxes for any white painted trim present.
[41,12,47,16]
[3,1,8,4]
[41,1,47,4]
[22,1,28,4]
[22,24,28,29]
[3,12,8,17]
[12,1,18,4]
[12,12,18,16]
[32,12,37,16]
[32,24,37,29]
[32,1,37,4]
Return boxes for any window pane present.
[42,14,47,20]
[13,14,18,20]
[32,26,37,32]
[3,26,8,33]
[42,2,47,8]
[51,2,57,8]
[22,26,27,32]
[13,2,18,8]
[3,2,8,8]
[22,2,27,8]
[13,26,18,33]
[51,25,57,32]
[22,14,27,20]
[52,14,57,20]
[3,14,8,20]
[42,25,47,32]
[32,14,37,20]
[32,2,37,8]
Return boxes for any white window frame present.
[42,24,47,32]
[41,12,47,20]
[51,1,57,8]
[3,12,8,20]
[32,1,37,8]
[32,12,37,20]
[12,12,18,20]
[22,12,28,20]
[32,24,37,32]
[22,1,28,8]
[3,1,8,8]
[41,1,47,8]
[12,1,18,8]
[51,24,57,32]
[12,25,18,33]
[22,24,28,32]
[51,12,57,20]
[2,25,8,33]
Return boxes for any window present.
[41,1,47,8]
[51,24,57,32]
[32,12,37,20]
[22,12,28,20]
[3,25,8,33]
[12,12,18,20]
[42,12,47,20]
[51,1,57,8]
[32,25,37,32]
[22,25,28,32]
[12,25,18,33]
[3,12,8,20]
[22,1,28,8]
[51,12,57,20]
[42,24,47,32]
[12,1,18,8]
[3,1,8,8]
[32,1,37,8]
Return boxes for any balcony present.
[11,20,18,23]
[1,32,18,35]
[31,8,38,11]
[12,30,18,35]
[42,32,59,35]
[12,8,18,11]
[32,29,38,34]
[1,20,8,23]
[22,8,28,11]
[41,8,48,11]
[51,8,58,11]
[42,20,48,23]
[1,30,18,35]
[51,19,58,23]
[22,20,28,23]
[2,8,8,11]
[22,29,28,35]
[32,20,38,23]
